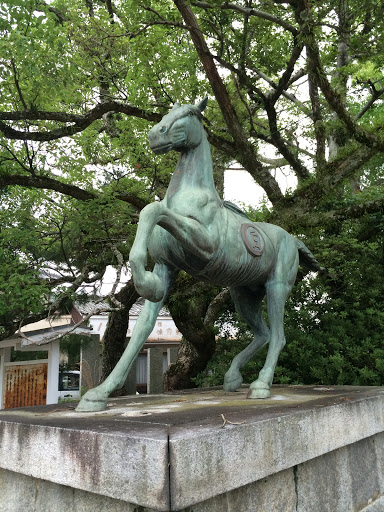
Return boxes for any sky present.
[224,169,264,206]
[224,167,297,206]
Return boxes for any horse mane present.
[222,201,250,219]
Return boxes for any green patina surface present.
[77,100,322,413]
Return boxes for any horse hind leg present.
[248,238,298,399]
[223,286,269,392]
[247,281,290,399]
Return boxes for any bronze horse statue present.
[77,98,320,412]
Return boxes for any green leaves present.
[0,234,50,324]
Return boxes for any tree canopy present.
[1,0,384,387]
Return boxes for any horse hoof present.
[247,381,271,399]
[76,389,108,412]
[223,374,243,392]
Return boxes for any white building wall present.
[88,315,181,341]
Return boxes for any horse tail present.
[295,238,323,272]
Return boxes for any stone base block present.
[1,385,384,511]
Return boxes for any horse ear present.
[197,97,208,112]
[171,102,180,110]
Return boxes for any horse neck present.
[167,134,219,199]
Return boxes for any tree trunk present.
[163,279,231,390]
[101,279,139,394]
[163,335,216,391]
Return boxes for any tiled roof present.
[74,300,110,316]
[129,297,170,317]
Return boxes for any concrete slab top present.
[0,385,382,435]
[1,385,384,510]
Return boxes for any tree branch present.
[192,1,299,35]
[127,19,189,39]
[0,102,162,141]
[308,73,326,169]
[0,173,148,210]
[264,98,310,181]
[173,0,285,205]
[282,195,384,230]
[213,54,312,118]
[290,145,378,211]
[296,0,384,153]
[204,288,231,326]
[10,59,28,110]
[268,39,304,105]
[35,1,68,23]
[355,86,384,120]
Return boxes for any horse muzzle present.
[150,142,174,154]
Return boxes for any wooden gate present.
[3,361,48,409]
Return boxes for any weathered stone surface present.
[372,431,384,495]
[296,437,382,512]
[0,468,158,512]
[362,496,384,512]
[168,387,384,509]
[0,414,169,509]
[0,468,36,512]
[178,468,297,512]
[1,385,384,511]
[296,445,353,511]
[350,437,381,511]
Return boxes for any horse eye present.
[160,126,167,133]
[188,111,194,116]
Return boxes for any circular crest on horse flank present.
[241,223,265,257]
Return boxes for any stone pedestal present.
[1,386,384,511]
[147,347,164,394]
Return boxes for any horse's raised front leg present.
[130,201,217,301]
[223,286,269,392]
[76,264,177,412]
[129,202,167,302]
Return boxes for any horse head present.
[148,97,208,155]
